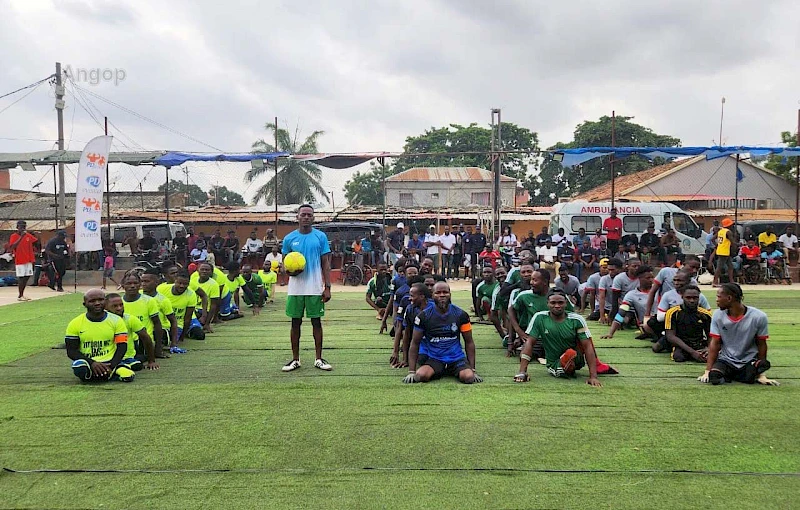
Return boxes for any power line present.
[0,81,46,117]
[69,81,223,151]
[0,75,54,101]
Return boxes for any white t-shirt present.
[779,233,798,248]
[537,245,558,263]
[245,238,264,253]
[425,234,440,256]
[551,234,567,248]
[439,233,456,254]
[497,234,518,254]
[265,252,283,265]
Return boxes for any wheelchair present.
[742,261,764,285]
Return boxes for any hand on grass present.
[757,374,780,386]
[697,370,710,383]
[402,372,419,384]
[146,361,159,370]
[587,377,602,387]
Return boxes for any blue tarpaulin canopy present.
[553,146,800,167]
[154,151,288,167]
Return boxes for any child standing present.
[102,253,118,290]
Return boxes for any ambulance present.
[550,201,707,255]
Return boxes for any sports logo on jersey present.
[414,316,421,325]
[451,323,457,332]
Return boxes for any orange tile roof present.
[571,157,701,202]
[387,167,516,182]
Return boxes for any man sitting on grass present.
[366,262,392,320]
[141,268,177,359]
[105,292,158,371]
[601,265,657,340]
[257,260,279,303]
[475,265,499,322]
[389,267,419,367]
[514,290,601,387]
[190,262,221,333]
[398,280,433,369]
[160,270,204,344]
[241,264,266,308]
[65,289,135,382]
[489,266,509,342]
[121,272,163,361]
[403,281,482,384]
[554,265,580,304]
[220,261,259,320]
[660,286,713,362]
[649,270,710,350]
[698,283,779,386]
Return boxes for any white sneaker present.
[314,358,333,371]
[282,359,301,372]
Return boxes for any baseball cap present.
[599,258,609,266]
[396,222,404,229]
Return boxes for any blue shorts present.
[219,292,239,317]
[177,318,203,338]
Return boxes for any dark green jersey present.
[527,311,591,371]
[512,289,574,329]
[476,280,499,302]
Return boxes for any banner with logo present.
[74,135,113,252]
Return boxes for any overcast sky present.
[1,0,798,206]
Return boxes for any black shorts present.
[711,359,770,384]
[418,354,469,379]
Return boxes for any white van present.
[550,201,707,255]
[101,221,187,256]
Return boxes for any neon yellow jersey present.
[122,294,160,338]
[258,270,278,297]
[161,286,197,324]
[190,276,220,311]
[65,312,128,363]
[157,282,172,296]
[121,312,144,360]
[143,291,174,329]
[225,274,246,295]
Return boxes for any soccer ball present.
[284,252,306,273]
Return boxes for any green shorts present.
[286,295,325,319]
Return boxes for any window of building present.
[622,215,654,233]
[471,192,490,206]
[570,215,602,233]
[431,192,439,200]
[399,192,413,207]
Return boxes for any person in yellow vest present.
[713,218,736,287]
[121,272,163,362]
[65,289,135,382]
[258,260,279,304]
[105,292,158,371]
[190,262,221,332]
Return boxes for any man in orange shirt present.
[8,220,40,301]
[603,208,623,254]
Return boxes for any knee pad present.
[709,370,725,385]
[71,359,91,380]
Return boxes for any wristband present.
[520,353,532,362]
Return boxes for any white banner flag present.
[74,135,113,252]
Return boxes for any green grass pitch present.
[0,289,798,509]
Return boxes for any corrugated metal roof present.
[386,167,516,183]
[0,219,73,231]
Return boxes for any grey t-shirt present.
[598,274,615,311]
[656,289,710,320]
[584,272,603,310]
[612,272,639,295]
[554,274,580,296]
[655,267,699,296]
[711,307,769,368]
[620,289,656,321]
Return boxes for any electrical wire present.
[0,81,46,116]
[0,75,54,101]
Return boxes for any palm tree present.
[247,122,329,205]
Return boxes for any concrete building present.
[385,167,517,209]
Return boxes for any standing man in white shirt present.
[439,226,457,279]
[424,225,441,274]
[779,225,798,265]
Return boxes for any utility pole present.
[491,108,502,240]
[719,97,726,146]
[795,108,799,229]
[274,116,279,236]
[104,117,111,237]
[55,62,66,227]
[610,111,616,209]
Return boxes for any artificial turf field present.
[0,289,798,509]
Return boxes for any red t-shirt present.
[480,249,501,269]
[603,217,623,240]
[9,232,37,264]
[740,245,761,260]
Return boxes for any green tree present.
[528,115,681,205]
[209,185,245,206]
[764,131,799,181]
[343,161,398,205]
[248,122,328,205]
[158,179,207,206]
[393,122,539,181]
